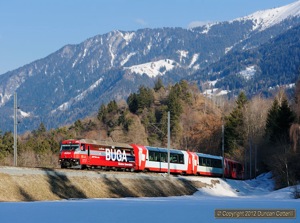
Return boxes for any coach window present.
[217,160,222,168]
[170,154,177,163]
[211,159,220,168]
[213,159,222,168]
[206,158,211,167]
[178,154,184,164]
[160,152,167,162]
[200,158,206,166]
[149,151,155,161]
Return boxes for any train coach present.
[59,139,244,179]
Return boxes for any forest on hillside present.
[0,79,300,188]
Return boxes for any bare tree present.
[289,123,300,152]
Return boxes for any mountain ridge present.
[1,1,300,133]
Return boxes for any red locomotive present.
[59,139,244,179]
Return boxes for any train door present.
[80,144,88,165]
[87,145,91,166]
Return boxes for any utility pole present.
[167,111,170,176]
[222,124,224,179]
[249,137,252,179]
[14,92,18,166]
[254,145,257,179]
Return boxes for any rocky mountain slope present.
[1,1,300,133]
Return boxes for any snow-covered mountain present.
[236,0,300,31]
[1,1,300,133]
[124,59,179,78]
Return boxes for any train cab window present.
[81,144,86,151]
[60,144,80,151]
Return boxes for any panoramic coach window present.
[170,153,178,163]
[178,154,184,164]
[160,152,167,162]
[170,154,184,164]
[149,151,156,161]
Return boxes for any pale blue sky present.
[0,0,297,74]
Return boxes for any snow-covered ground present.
[0,173,299,223]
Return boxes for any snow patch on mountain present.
[203,88,230,97]
[189,53,199,68]
[120,31,135,45]
[51,77,103,113]
[238,65,256,80]
[120,52,136,66]
[177,50,188,63]
[236,1,300,31]
[124,59,178,78]
[19,110,31,118]
[108,44,115,67]
[199,23,216,34]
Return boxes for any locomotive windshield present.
[60,144,80,151]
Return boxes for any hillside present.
[1,1,300,132]
[192,24,300,97]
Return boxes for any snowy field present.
[0,173,299,223]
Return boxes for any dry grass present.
[0,170,197,202]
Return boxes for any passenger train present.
[59,139,244,179]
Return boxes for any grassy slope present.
[0,167,197,202]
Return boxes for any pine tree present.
[137,86,154,111]
[154,77,164,92]
[74,119,83,134]
[127,93,138,114]
[127,86,154,114]
[224,92,248,151]
[33,123,47,137]
[107,100,118,113]
[97,104,108,122]
[0,131,14,159]
[265,99,280,143]
[265,97,295,144]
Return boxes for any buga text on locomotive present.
[105,148,127,162]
